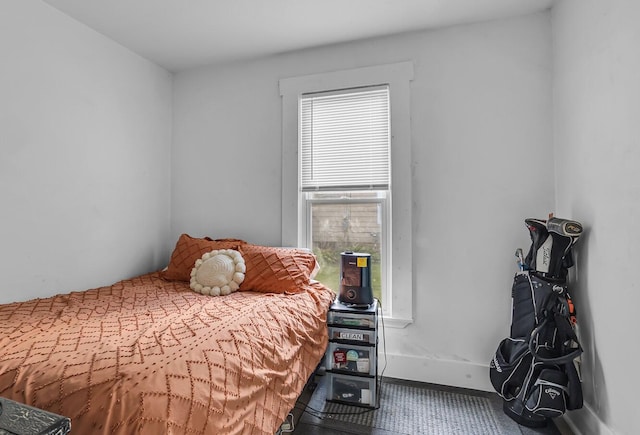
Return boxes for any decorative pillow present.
[238,244,317,294]
[162,234,247,282]
[190,249,246,296]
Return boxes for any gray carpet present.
[297,376,561,435]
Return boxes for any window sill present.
[381,317,413,329]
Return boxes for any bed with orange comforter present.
[0,258,334,434]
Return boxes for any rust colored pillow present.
[162,234,247,282]
[238,244,317,293]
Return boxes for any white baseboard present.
[380,352,493,392]
[560,401,616,435]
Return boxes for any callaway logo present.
[490,356,501,372]
[545,387,560,400]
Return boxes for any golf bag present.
[490,216,584,427]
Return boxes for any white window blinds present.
[300,85,390,191]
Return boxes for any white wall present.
[553,1,640,434]
[0,1,173,303]
[3,3,633,432]
[173,12,554,391]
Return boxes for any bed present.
[0,235,335,434]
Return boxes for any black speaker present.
[338,251,374,308]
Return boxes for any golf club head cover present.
[524,218,548,271]
[545,217,583,279]
[546,232,574,279]
[546,217,583,239]
[524,217,583,279]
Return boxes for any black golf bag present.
[490,216,584,427]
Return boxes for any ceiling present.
[43,0,555,72]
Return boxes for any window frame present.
[279,62,414,327]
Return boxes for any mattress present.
[0,272,334,434]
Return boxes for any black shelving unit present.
[325,299,378,408]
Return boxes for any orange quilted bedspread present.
[0,272,334,434]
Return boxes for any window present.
[306,192,388,303]
[280,62,413,327]
[300,86,390,305]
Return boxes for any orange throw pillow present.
[163,234,246,282]
[238,244,317,293]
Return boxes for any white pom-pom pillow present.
[190,249,246,296]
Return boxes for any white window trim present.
[279,62,414,328]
